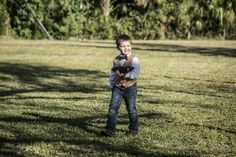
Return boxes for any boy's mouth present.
[122,51,131,56]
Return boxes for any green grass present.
[0,39,236,157]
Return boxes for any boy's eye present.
[120,45,130,48]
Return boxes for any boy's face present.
[118,41,131,55]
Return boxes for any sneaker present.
[125,130,138,136]
[100,129,115,137]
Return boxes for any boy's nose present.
[125,46,130,49]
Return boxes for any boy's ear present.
[116,46,120,51]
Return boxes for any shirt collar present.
[121,52,132,57]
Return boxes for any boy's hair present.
[115,34,132,47]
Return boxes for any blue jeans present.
[106,85,139,133]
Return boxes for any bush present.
[0,0,10,36]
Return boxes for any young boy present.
[101,34,140,137]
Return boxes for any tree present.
[176,0,194,39]
[207,0,235,38]
[2,0,236,39]
[101,0,112,22]
[0,0,10,36]
[221,1,235,38]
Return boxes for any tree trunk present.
[101,0,112,22]
[223,27,227,39]
[158,24,165,40]
[80,0,83,9]
[135,0,149,8]
[186,28,191,40]
[0,0,9,36]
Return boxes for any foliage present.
[0,0,10,36]
[4,0,236,39]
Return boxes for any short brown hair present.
[115,34,131,47]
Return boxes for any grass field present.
[0,39,236,157]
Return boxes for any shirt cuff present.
[124,72,133,79]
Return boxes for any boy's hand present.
[119,59,126,66]
[117,54,127,60]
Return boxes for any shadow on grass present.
[139,84,234,99]
[186,123,236,135]
[134,42,236,57]
[0,112,172,136]
[0,137,195,157]
[0,112,195,157]
[72,41,236,57]
[0,62,108,97]
[160,75,236,84]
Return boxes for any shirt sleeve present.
[108,70,116,89]
[124,57,140,79]
[109,58,117,88]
